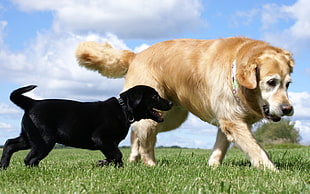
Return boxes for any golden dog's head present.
[237,47,294,122]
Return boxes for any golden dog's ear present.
[236,63,257,89]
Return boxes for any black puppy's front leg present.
[96,140,123,167]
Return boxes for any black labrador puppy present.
[0,85,172,168]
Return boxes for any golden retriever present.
[76,37,294,170]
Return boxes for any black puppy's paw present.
[25,164,39,168]
[24,160,39,167]
[97,159,123,168]
[97,159,111,166]
[0,164,8,170]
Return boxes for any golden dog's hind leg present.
[219,120,276,170]
[208,128,230,167]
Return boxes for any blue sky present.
[0,0,309,148]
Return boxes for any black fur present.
[0,85,172,168]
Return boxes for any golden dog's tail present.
[76,42,136,78]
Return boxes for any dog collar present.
[232,60,249,112]
[117,97,135,123]
[231,60,240,101]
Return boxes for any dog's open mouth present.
[149,108,164,122]
[263,105,281,122]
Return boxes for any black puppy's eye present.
[267,79,277,87]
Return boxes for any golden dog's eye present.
[267,79,277,87]
[286,82,291,88]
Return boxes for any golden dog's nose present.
[281,104,293,115]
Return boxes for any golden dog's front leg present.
[218,119,277,171]
[129,120,157,166]
[128,128,141,162]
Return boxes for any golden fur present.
[76,37,294,170]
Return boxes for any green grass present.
[0,146,309,193]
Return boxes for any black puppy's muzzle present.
[168,101,173,108]
[149,98,173,123]
[159,100,173,110]
[156,99,173,111]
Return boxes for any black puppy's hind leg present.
[22,117,56,167]
[24,142,55,167]
[24,137,55,167]
[0,135,31,169]
[96,140,123,167]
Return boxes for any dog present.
[76,37,294,170]
[0,85,172,168]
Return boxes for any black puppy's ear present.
[120,89,143,122]
[122,90,143,110]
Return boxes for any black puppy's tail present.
[10,85,37,110]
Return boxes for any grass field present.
[0,146,309,193]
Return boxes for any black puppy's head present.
[119,85,173,123]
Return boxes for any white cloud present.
[0,122,12,129]
[289,92,310,120]
[0,120,20,144]
[0,0,204,101]
[260,0,310,52]
[231,8,259,27]
[294,120,310,145]
[281,0,310,39]
[0,28,129,100]
[134,44,150,53]
[11,0,204,39]
[260,3,286,30]
[0,122,17,133]
[288,91,310,145]
[0,103,20,114]
[231,1,310,53]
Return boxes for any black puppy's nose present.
[281,104,293,115]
